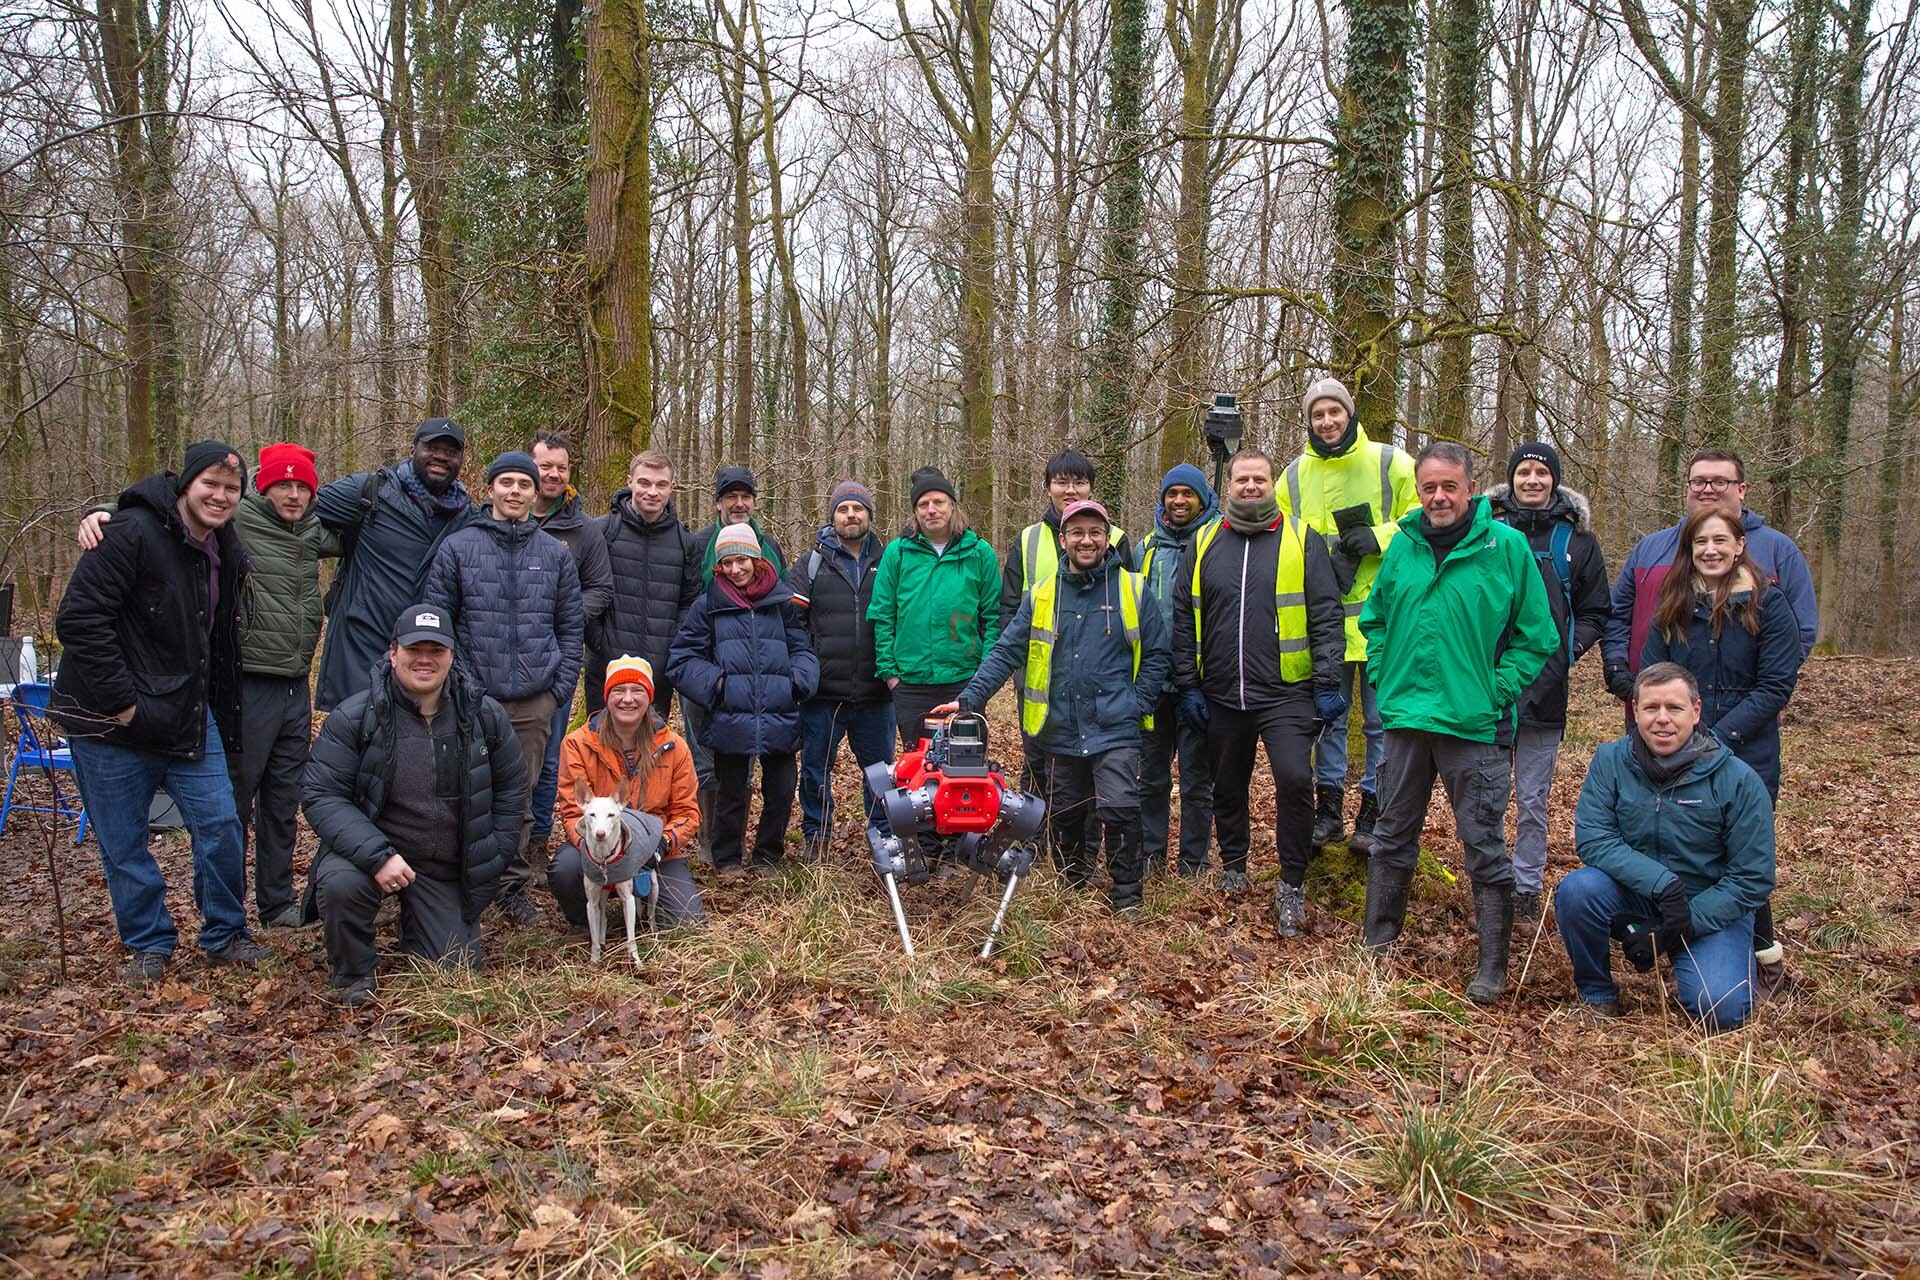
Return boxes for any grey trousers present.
[499,691,559,893]
[1510,724,1563,895]
[1371,729,1514,888]
[228,673,312,919]
[549,847,709,930]
[312,854,482,988]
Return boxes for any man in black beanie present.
[54,441,269,984]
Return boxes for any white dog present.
[571,777,665,966]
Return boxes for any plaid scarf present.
[396,459,470,515]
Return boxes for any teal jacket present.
[867,526,1001,685]
[1358,496,1558,743]
[1574,733,1776,938]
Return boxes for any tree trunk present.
[958,0,997,510]
[1656,18,1704,490]
[1160,0,1217,470]
[1087,0,1149,499]
[724,1,754,461]
[1695,0,1754,446]
[1432,0,1483,443]
[1875,296,1909,654]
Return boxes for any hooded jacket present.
[789,527,889,703]
[1488,484,1611,728]
[1138,463,1220,631]
[868,526,1002,685]
[1639,578,1800,796]
[555,712,701,860]
[424,511,584,705]
[537,491,614,650]
[1278,426,1419,660]
[667,575,819,756]
[1574,731,1776,939]
[596,491,701,706]
[232,490,342,678]
[1358,497,1559,743]
[959,548,1170,756]
[53,472,248,759]
[1603,508,1817,680]
[998,507,1137,621]
[301,661,526,925]
[313,463,473,710]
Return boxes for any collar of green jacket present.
[901,526,980,556]
[1395,494,1495,558]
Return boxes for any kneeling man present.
[302,604,528,1005]
[1556,662,1774,1030]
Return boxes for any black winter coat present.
[595,492,701,705]
[1640,580,1801,798]
[1488,485,1611,728]
[789,528,889,703]
[301,662,527,925]
[667,577,819,756]
[53,473,248,759]
[424,513,584,704]
[1172,516,1346,709]
[313,463,472,710]
[538,493,614,650]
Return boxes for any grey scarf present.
[1224,494,1281,535]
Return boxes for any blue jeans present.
[1555,866,1756,1031]
[798,699,895,842]
[68,712,250,956]
[1313,660,1383,792]
[528,696,571,840]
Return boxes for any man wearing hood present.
[424,450,583,924]
[1136,463,1220,878]
[1279,377,1418,858]
[313,419,476,710]
[525,429,614,859]
[942,500,1168,913]
[54,442,270,983]
[789,480,895,859]
[1489,442,1611,922]
[1556,663,1774,1030]
[1172,448,1348,931]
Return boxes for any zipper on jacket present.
[1236,540,1249,709]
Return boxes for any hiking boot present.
[1466,882,1515,1005]
[122,952,169,986]
[1514,891,1542,924]
[1175,859,1208,879]
[1756,953,1790,1001]
[1310,785,1345,848]
[338,977,377,1007]
[695,784,717,865]
[1219,868,1250,894]
[1362,860,1413,954]
[260,906,306,929]
[1579,998,1624,1022]
[208,936,271,967]
[495,891,543,925]
[1274,881,1308,938]
[1348,790,1380,856]
[714,860,748,883]
[1105,820,1144,913]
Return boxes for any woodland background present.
[2,0,1918,650]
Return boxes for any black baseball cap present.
[392,603,454,648]
[414,417,466,447]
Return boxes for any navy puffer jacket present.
[424,512,584,704]
[667,577,819,755]
[1639,579,1801,798]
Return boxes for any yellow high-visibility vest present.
[1190,516,1313,684]
[1020,519,1128,593]
[1020,568,1154,735]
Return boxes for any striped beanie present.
[603,655,655,701]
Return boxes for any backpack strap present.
[326,469,387,609]
[1535,520,1575,662]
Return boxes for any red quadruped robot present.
[864,712,1046,958]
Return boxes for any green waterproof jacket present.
[867,526,1001,685]
[1358,496,1557,742]
[236,491,341,677]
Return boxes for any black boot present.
[695,784,717,866]
[1104,819,1143,914]
[1348,790,1380,857]
[1362,859,1413,954]
[1467,881,1514,1005]
[1311,784,1345,848]
[1060,839,1094,890]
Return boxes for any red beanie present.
[257,442,319,495]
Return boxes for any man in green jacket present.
[867,467,1001,748]
[1357,442,1557,1004]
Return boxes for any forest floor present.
[0,659,1916,1278]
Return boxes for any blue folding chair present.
[2,682,89,842]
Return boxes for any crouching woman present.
[550,656,707,929]
[1554,662,1775,1030]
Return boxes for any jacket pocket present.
[130,671,193,743]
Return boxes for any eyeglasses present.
[1686,476,1738,493]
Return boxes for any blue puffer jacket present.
[424,512,583,704]
[1639,579,1800,797]
[667,576,819,756]
[958,548,1170,757]
[1574,731,1775,939]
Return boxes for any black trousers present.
[890,682,966,750]
[711,751,799,868]
[311,854,482,988]
[1048,748,1144,897]
[1206,697,1318,883]
[227,673,312,918]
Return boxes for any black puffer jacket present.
[538,492,614,650]
[53,472,248,759]
[424,512,583,704]
[301,662,526,925]
[788,527,889,703]
[594,492,701,704]
[1488,484,1611,728]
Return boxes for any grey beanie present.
[1302,377,1356,423]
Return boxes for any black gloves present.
[1338,524,1381,560]
[1180,689,1210,732]
[1604,663,1634,702]
[1619,918,1658,973]
[1653,879,1693,954]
